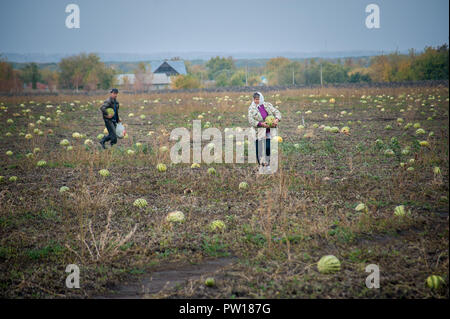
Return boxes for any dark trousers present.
[255,138,270,165]
[101,119,117,145]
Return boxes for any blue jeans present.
[255,138,270,165]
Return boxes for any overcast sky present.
[0,0,448,54]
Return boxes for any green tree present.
[97,66,115,89]
[411,45,449,80]
[215,70,230,87]
[303,60,321,85]
[277,61,304,85]
[349,71,371,83]
[20,63,41,89]
[322,62,349,84]
[230,70,246,86]
[205,56,234,80]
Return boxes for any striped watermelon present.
[317,255,341,274]
[426,275,445,289]
[157,163,167,172]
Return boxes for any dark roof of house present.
[151,60,187,75]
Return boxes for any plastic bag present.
[116,123,126,139]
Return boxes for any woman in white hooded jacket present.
[248,92,282,168]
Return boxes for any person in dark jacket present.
[99,88,121,149]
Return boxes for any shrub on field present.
[172,74,201,89]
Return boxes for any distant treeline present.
[0,53,115,92]
[177,44,449,89]
[0,44,448,92]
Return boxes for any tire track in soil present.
[95,257,236,299]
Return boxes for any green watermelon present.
[205,277,215,287]
[157,163,167,172]
[317,255,341,274]
[106,108,115,116]
[426,275,445,289]
[265,115,276,127]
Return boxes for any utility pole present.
[292,69,295,85]
[320,63,323,87]
[245,63,248,86]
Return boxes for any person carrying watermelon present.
[99,88,121,149]
[248,91,282,170]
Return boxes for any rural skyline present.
[0,0,448,61]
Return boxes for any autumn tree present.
[367,44,448,82]
[188,64,207,85]
[133,62,149,92]
[247,75,260,86]
[369,55,391,82]
[171,74,200,89]
[58,53,115,90]
[0,58,22,92]
[122,75,131,91]
[85,68,99,91]
[265,57,291,85]
[41,68,59,91]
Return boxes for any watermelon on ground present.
[317,255,341,274]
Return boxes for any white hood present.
[250,91,264,107]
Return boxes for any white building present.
[115,72,171,90]
[115,60,187,90]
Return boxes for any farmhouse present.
[115,72,172,90]
[115,73,135,86]
[145,73,172,90]
[115,60,187,91]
